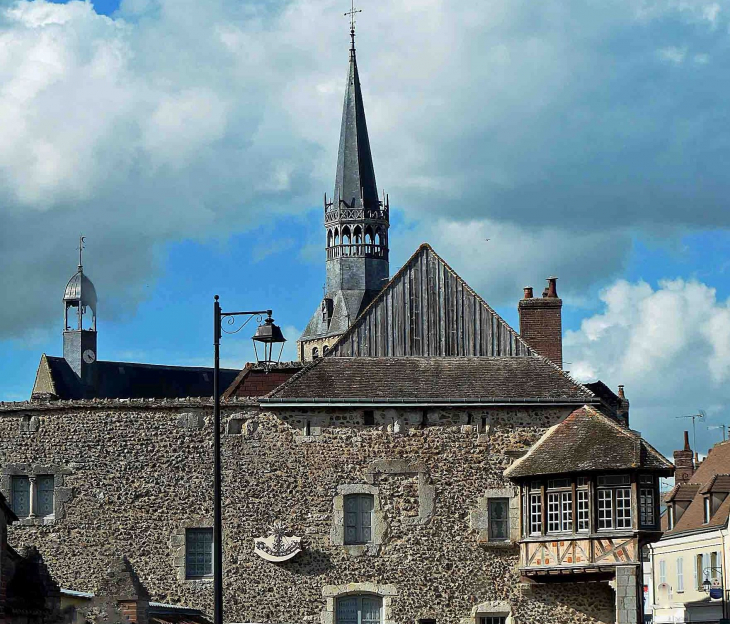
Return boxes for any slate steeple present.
[297,21,390,361]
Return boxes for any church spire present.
[334,7,378,210]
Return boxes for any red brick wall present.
[234,370,296,397]
[518,297,563,368]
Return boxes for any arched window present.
[342,226,351,245]
[323,345,329,356]
[344,493,373,544]
[312,347,319,359]
[327,230,333,248]
[334,228,340,246]
[336,595,382,624]
[376,228,385,247]
[365,226,374,245]
[353,226,362,244]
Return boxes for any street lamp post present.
[702,566,728,622]
[212,295,286,624]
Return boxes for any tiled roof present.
[33,355,239,401]
[504,405,673,479]
[663,440,730,536]
[262,356,595,403]
[222,361,304,399]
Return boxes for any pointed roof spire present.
[334,3,378,210]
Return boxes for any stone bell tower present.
[63,237,98,393]
[298,22,389,361]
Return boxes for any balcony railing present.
[324,208,389,224]
[326,244,388,260]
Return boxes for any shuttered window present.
[345,494,373,545]
[11,476,30,518]
[37,475,54,517]
[336,595,382,624]
[488,498,509,541]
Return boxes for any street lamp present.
[212,295,286,624]
[702,566,728,622]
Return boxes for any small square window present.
[363,410,375,426]
[488,498,510,541]
[419,620,436,624]
[479,617,506,624]
[185,528,213,578]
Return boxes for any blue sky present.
[2,0,730,459]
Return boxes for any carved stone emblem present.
[253,521,302,562]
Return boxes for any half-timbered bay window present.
[597,475,632,530]
[576,477,589,532]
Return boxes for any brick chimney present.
[617,385,630,427]
[518,277,563,368]
[673,431,695,485]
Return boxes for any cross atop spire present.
[344,0,361,50]
[78,235,86,270]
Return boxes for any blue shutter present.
[336,597,358,624]
[37,476,54,517]
[11,476,29,518]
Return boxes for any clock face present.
[82,349,96,364]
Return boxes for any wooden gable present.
[330,244,533,358]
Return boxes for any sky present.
[1,0,730,459]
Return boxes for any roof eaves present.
[260,397,600,407]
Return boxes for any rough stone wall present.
[0,400,616,623]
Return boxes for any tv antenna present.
[676,410,706,452]
[708,424,727,442]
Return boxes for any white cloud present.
[2,0,730,338]
[658,46,687,63]
[565,278,730,454]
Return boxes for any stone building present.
[0,25,674,624]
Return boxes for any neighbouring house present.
[650,433,730,623]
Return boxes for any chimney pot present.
[684,430,691,451]
[617,385,625,399]
[523,286,533,299]
[547,276,558,298]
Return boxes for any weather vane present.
[78,235,86,269]
[344,0,362,48]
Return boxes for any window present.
[529,486,542,535]
[312,347,319,359]
[704,497,711,523]
[668,505,675,530]
[488,498,509,541]
[418,620,436,624]
[639,476,656,527]
[577,488,589,532]
[336,595,382,624]
[363,410,375,426]
[659,559,667,584]
[344,494,373,545]
[37,475,54,517]
[11,476,30,518]
[677,557,684,592]
[479,618,506,624]
[185,528,213,578]
[547,479,572,533]
[597,475,631,530]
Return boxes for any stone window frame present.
[322,582,397,624]
[464,601,515,624]
[330,484,387,557]
[2,464,71,526]
[469,488,520,547]
[170,518,214,583]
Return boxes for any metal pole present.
[213,295,223,624]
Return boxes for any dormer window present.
[704,496,711,524]
[668,504,675,530]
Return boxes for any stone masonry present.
[0,398,617,623]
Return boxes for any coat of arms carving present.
[253,521,302,562]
